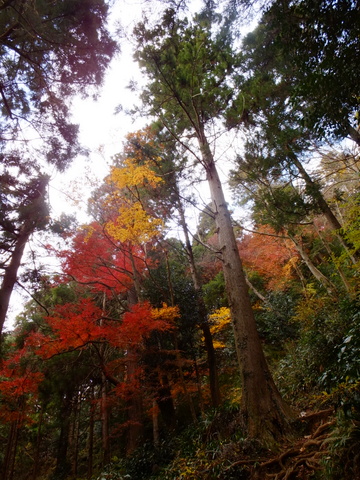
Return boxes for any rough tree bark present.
[201,136,294,444]
[0,225,33,337]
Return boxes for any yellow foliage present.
[104,156,164,245]
[151,303,180,323]
[105,203,163,244]
[209,307,231,335]
[228,386,242,406]
[80,224,95,242]
[108,158,163,190]
[252,301,264,311]
[292,292,326,328]
[204,307,233,350]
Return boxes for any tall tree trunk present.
[192,350,205,415]
[126,351,144,454]
[165,252,198,423]
[71,394,81,476]
[32,408,44,480]
[173,332,198,424]
[290,152,342,232]
[313,224,352,293]
[0,177,48,338]
[152,399,160,447]
[155,374,177,430]
[101,373,110,465]
[87,385,95,480]
[54,395,72,479]
[201,138,294,444]
[0,226,32,338]
[99,296,111,465]
[125,287,144,455]
[177,198,221,407]
[2,417,20,480]
[147,357,177,432]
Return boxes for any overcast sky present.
[49,0,147,221]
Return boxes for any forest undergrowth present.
[93,384,360,480]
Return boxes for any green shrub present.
[276,296,360,403]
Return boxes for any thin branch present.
[232,220,289,239]
[16,280,50,315]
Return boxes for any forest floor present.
[222,408,336,480]
[92,406,360,480]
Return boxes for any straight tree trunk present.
[32,409,43,480]
[125,287,144,454]
[87,385,95,480]
[99,297,111,465]
[126,351,144,454]
[71,394,81,476]
[173,332,198,424]
[177,198,221,407]
[290,152,343,232]
[155,373,177,431]
[152,399,160,447]
[54,398,72,479]
[101,373,110,465]
[165,252,198,423]
[313,224,351,293]
[201,137,294,444]
[192,350,205,415]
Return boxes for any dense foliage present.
[0,0,359,479]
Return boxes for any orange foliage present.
[59,222,144,295]
[238,226,299,290]
[26,300,176,360]
[0,349,44,424]
[0,354,43,398]
[107,302,177,349]
[26,298,104,358]
[150,303,180,324]
[123,126,162,161]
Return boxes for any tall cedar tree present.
[133,9,294,444]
